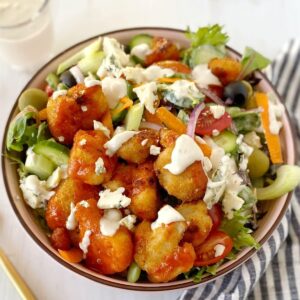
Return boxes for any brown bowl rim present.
[1,26,296,291]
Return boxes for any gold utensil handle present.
[0,248,36,300]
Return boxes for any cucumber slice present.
[127,82,137,100]
[77,51,105,75]
[124,103,144,131]
[112,109,127,126]
[112,102,129,125]
[33,140,70,166]
[128,34,153,50]
[57,83,68,91]
[46,73,59,89]
[212,130,237,153]
[18,88,48,111]
[257,165,300,200]
[57,38,102,75]
[25,153,56,180]
[190,45,225,67]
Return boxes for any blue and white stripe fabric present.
[179,40,300,300]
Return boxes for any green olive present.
[18,88,48,111]
[248,149,270,178]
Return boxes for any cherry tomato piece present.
[195,107,232,136]
[45,84,54,97]
[204,85,224,103]
[194,231,233,266]
[208,203,223,232]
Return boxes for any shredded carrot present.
[196,141,212,157]
[156,77,185,84]
[111,97,133,120]
[144,109,162,125]
[155,107,187,134]
[155,107,211,156]
[255,92,283,164]
[120,96,133,107]
[155,60,191,74]
[58,248,83,263]
[38,108,47,120]
[101,110,114,135]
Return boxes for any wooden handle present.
[0,248,35,300]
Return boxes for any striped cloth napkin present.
[179,40,300,300]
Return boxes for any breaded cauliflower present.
[68,130,117,185]
[75,199,133,275]
[154,146,207,202]
[130,161,162,221]
[117,129,159,164]
[47,84,108,145]
[134,220,195,283]
[177,201,212,247]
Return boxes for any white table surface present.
[0,0,299,299]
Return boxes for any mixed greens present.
[5,24,300,284]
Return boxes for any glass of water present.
[0,0,53,71]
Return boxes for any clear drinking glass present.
[0,0,53,71]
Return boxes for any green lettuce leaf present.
[184,259,230,283]
[186,24,229,48]
[221,187,260,250]
[182,25,229,66]
[240,47,271,78]
[227,107,261,133]
[6,107,39,152]
[6,107,49,152]
[184,267,206,283]
[4,151,27,178]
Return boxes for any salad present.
[6,25,300,283]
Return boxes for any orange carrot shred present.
[101,110,114,135]
[144,109,162,125]
[196,142,212,157]
[155,107,187,134]
[255,92,283,164]
[156,77,185,84]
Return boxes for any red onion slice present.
[70,66,84,84]
[186,102,205,137]
[196,85,225,106]
[140,121,163,131]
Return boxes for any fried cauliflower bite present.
[103,163,134,193]
[176,201,212,247]
[130,161,162,221]
[47,95,81,145]
[154,147,208,202]
[75,199,133,275]
[117,129,159,164]
[208,57,242,85]
[144,37,180,66]
[134,221,195,283]
[47,84,108,145]
[68,130,117,185]
[67,84,108,129]
[45,178,99,230]
[159,128,179,148]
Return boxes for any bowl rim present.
[1,26,296,291]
